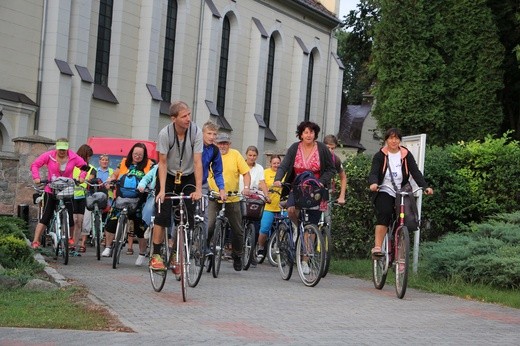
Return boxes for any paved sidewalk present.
[1,248,519,345]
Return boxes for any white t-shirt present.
[380,151,402,197]
[239,163,264,193]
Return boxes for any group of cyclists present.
[30,100,434,290]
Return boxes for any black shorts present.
[40,192,74,227]
[154,173,196,228]
[374,192,395,226]
[73,198,86,214]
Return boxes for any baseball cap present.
[216,133,231,143]
[55,140,69,150]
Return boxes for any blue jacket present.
[203,144,224,190]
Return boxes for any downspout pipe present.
[192,0,206,122]
[35,0,49,135]
[321,23,341,139]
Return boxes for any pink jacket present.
[31,150,87,193]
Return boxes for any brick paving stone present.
[1,248,519,345]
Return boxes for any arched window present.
[263,35,276,127]
[216,16,231,117]
[94,0,114,86]
[161,0,178,102]
[304,52,315,122]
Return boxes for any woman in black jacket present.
[368,128,433,256]
[274,121,336,226]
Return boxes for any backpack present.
[118,173,140,198]
[292,171,329,209]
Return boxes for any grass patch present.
[0,286,133,331]
[330,259,520,309]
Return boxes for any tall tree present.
[371,0,504,145]
[487,0,520,139]
[337,0,380,106]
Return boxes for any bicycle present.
[240,192,266,270]
[107,181,140,269]
[31,184,46,246]
[276,183,326,287]
[32,178,75,265]
[256,190,291,267]
[372,185,423,299]
[153,188,199,302]
[317,199,339,278]
[206,191,241,278]
[85,180,109,261]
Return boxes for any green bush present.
[331,153,374,259]
[0,235,35,269]
[422,133,520,241]
[420,214,520,289]
[0,217,27,239]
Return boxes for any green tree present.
[371,0,504,146]
[338,0,380,105]
[487,0,520,139]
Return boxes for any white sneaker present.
[135,254,147,266]
[101,247,112,257]
[301,261,310,275]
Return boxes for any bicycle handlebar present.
[377,185,423,196]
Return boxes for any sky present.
[339,0,359,19]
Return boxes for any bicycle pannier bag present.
[292,171,328,209]
[240,196,265,221]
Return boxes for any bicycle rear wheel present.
[179,227,187,302]
[242,221,256,270]
[267,230,278,266]
[93,210,102,261]
[188,223,204,288]
[395,226,410,299]
[296,224,325,287]
[112,214,127,269]
[276,222,293,280]
[372,233,389,289]
[320,222,332,278]
[149,226,168,292]
[60,210,69,265]
[211,219,225,278]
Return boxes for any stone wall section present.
[0,136,54,233]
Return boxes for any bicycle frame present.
[160,192,193,302]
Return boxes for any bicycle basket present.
[114,197,140,213]
[50,178,75,199]
[293,183,328,209]
[240,196,265,221]
[86,192,108,211]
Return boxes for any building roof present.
[292,0,340,23]
[0,88,37,106]
[337,104,372,150]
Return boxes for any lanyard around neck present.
[173,124,189,167]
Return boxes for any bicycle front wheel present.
[149,226,168,292]
[320,222,332,278]
[372,233,389,290]
[395,226,410,299]
[60,210,70,265]
[296,224,325,287]
[188,223,204,288]
[211,219,225,278]
[267,230,278,266]
[93,210,102,261]
[112,214,127,269]
[276,222,293,280]
[242,221,256,270]
[178,227,187,302]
